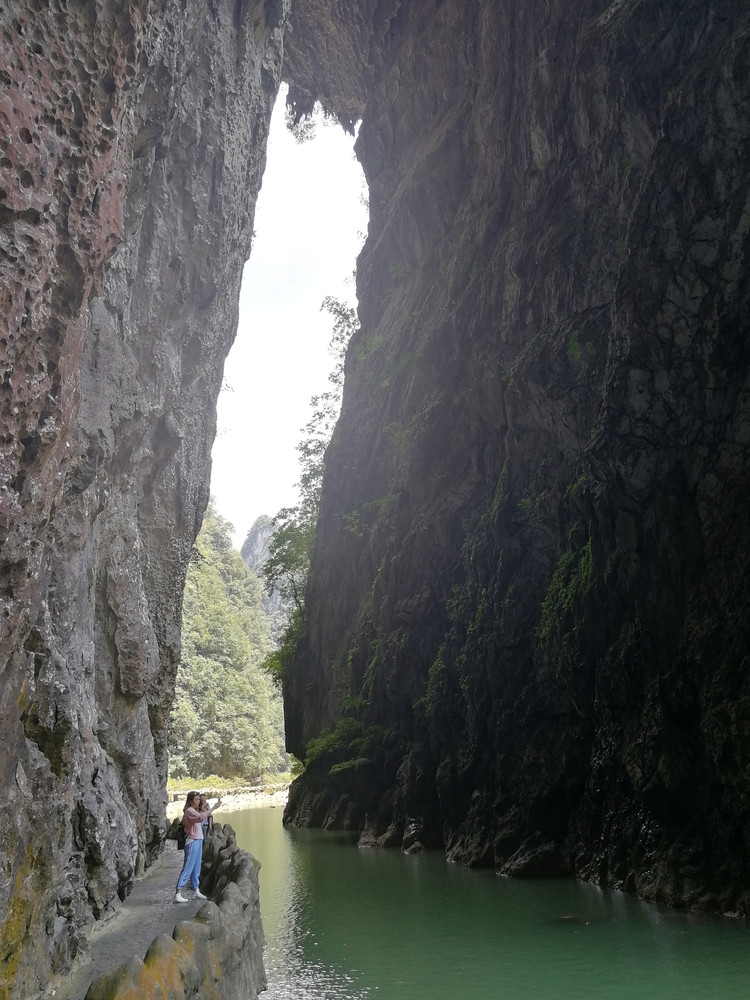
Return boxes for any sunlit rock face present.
[242,514,287,642]
[0,1,284,994]
[282,0,750,915]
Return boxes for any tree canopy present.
[169,501,287,780]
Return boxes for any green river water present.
[223,806,748,999]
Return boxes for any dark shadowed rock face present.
[282,0,750,916]
[0,1,285,995]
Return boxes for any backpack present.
[176,818,187,851]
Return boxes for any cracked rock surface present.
[2,2,750,996]
[0,1,285,995]
[281,0,750,917]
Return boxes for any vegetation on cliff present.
[281,0,750,917]
[263,296,357,687]
[169,291,355,787]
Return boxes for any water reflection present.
[231,812,369,999]
[223,807,748,1000]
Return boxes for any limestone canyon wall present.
[282,0,750,915]
[0,1,285,995]
[2,1,749,995]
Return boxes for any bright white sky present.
[210,90,368,548]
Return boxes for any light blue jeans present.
[176,838,203,891]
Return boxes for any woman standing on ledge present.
[174,790,223,903]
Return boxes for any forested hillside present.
[169,502,287,781]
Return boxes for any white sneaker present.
[192,889,207,900]
[174,892,189,903]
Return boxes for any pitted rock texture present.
[281,0,750,916]
[83,825,266,1000]
[0,1,285,996]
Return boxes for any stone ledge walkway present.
[47,843,206,1000]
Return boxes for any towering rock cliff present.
[0,1,285,995]
[281,0,750,916]
[2,0,749,994]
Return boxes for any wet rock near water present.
[500,839,573,880]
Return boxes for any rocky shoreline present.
[47,824,267,1000]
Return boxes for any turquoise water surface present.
[223,807,748,1000]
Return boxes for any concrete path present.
[47,843,206,1000]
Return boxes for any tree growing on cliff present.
[262,296,357,676]
[169,501,288,780]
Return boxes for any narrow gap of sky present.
[211,87,368,549]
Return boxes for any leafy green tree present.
[169,501,287,780]
[263,297,357,675]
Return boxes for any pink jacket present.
[182,806,210,841]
